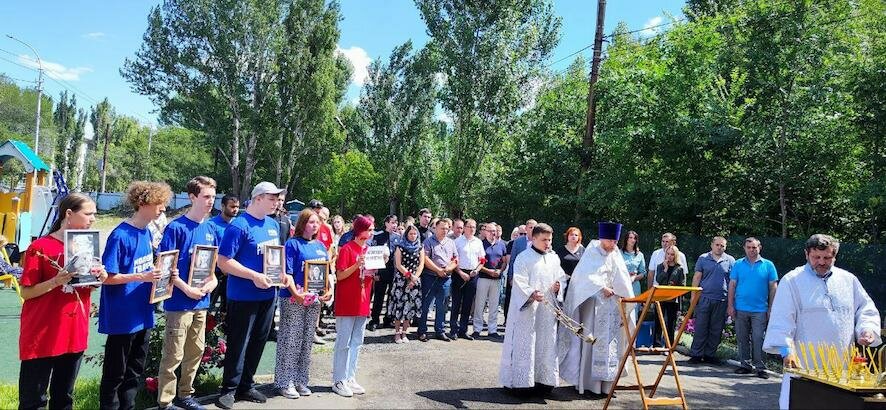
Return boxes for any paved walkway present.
[200,326,780,409]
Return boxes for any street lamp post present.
[6,35,44,155]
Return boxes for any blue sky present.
[0,0,684,126]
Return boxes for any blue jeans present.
[418,274,451,335]
[332,316,367,383]
[689,296,727,358]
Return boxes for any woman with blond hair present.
[652,245,685,348]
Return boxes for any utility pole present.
[7,35,44,155]
[575,0,606,223]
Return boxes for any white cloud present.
[641,16,664,37]
[82,32,105,40]
[336,45,371,87]
[17,55,93,82]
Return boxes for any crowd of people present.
[15,177,883,410]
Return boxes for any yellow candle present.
[799,343,809,372]
[818,344,830,375]
[809,342,820,373]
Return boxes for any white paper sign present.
[364,246,387,270]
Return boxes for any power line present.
[0,73,36,84]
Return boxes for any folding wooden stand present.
[604,285,701,410]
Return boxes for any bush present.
[85,310,227,400]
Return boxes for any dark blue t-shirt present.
[280,237,329,298]
[219,212,280,301]
[480,239,507,280]
[99,222,156,335]
[159,215,218,311]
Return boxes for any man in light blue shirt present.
[502,219,535,325]
[727,237,777,378]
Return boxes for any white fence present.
[88,192,226,212]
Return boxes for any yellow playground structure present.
[0,139,54,252]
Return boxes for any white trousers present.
[472,278,501,334]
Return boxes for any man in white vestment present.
[763,234,881,410]
[499,223,564,397]
[559,222,635,398]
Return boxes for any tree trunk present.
[99,125,110,193]
[389,196,399,218]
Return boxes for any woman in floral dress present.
[389,224,425,343]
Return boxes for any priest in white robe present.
[763,234,881,410]
[559,221,636,398]
[499,223,565,396]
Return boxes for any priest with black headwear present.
[558,221,635,398]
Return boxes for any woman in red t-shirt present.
[19,193,107,410]
[331,215,376,398]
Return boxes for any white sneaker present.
[277,385,300,399]
[332,380,353,397]
[401,334,409,343]
[347,378,366,395]
[295,384,312,396]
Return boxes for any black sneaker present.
[173,396,205,410]
[449,333,459,341]
[687,356,703,364]
[366,321,378,331]
[159,404,183,410]
[735,367,752,374]
[236,388,268,403]
[458,333,474,341]
[418,333,428,342]
[435,333,451,342]
[756,370,770,379]
[214,392,235,410]
[471,332,481,339]
[488,333,502,339]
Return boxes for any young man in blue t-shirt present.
[727,237,778,378]
[214,182,291,409]
[99,181,173,410]
[207,194,239,313]
[156,176,220,410]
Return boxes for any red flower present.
[479,257,487,265]
[206,315,217,332]
[217,340,227,354]
[404,270,412,278]
[145,377,158,393]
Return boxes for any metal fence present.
[540,225,885,313]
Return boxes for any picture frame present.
[188,245,218,288]
[150,250,178,303]
[302,259,330,295]
[263,244,285,287]
[63,229,103,287]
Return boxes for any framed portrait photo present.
[303,259,330,295]
[188,245,218,288]
[150,250,178,303]
[263,244,285,287]
[63,229,103,287]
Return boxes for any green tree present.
[416,0,561,217]
[122,0,289,198]
[358,41,437,217]
[276,0,351,196]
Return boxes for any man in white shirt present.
[763,234,880,409]
[647,232,688,288]
[451,219,485,339]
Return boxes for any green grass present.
[92,214,124,232]
[0,372,223,409]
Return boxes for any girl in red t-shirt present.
[331,215,376,398]
[18,193,107,410]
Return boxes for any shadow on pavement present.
[415,386,605,408]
